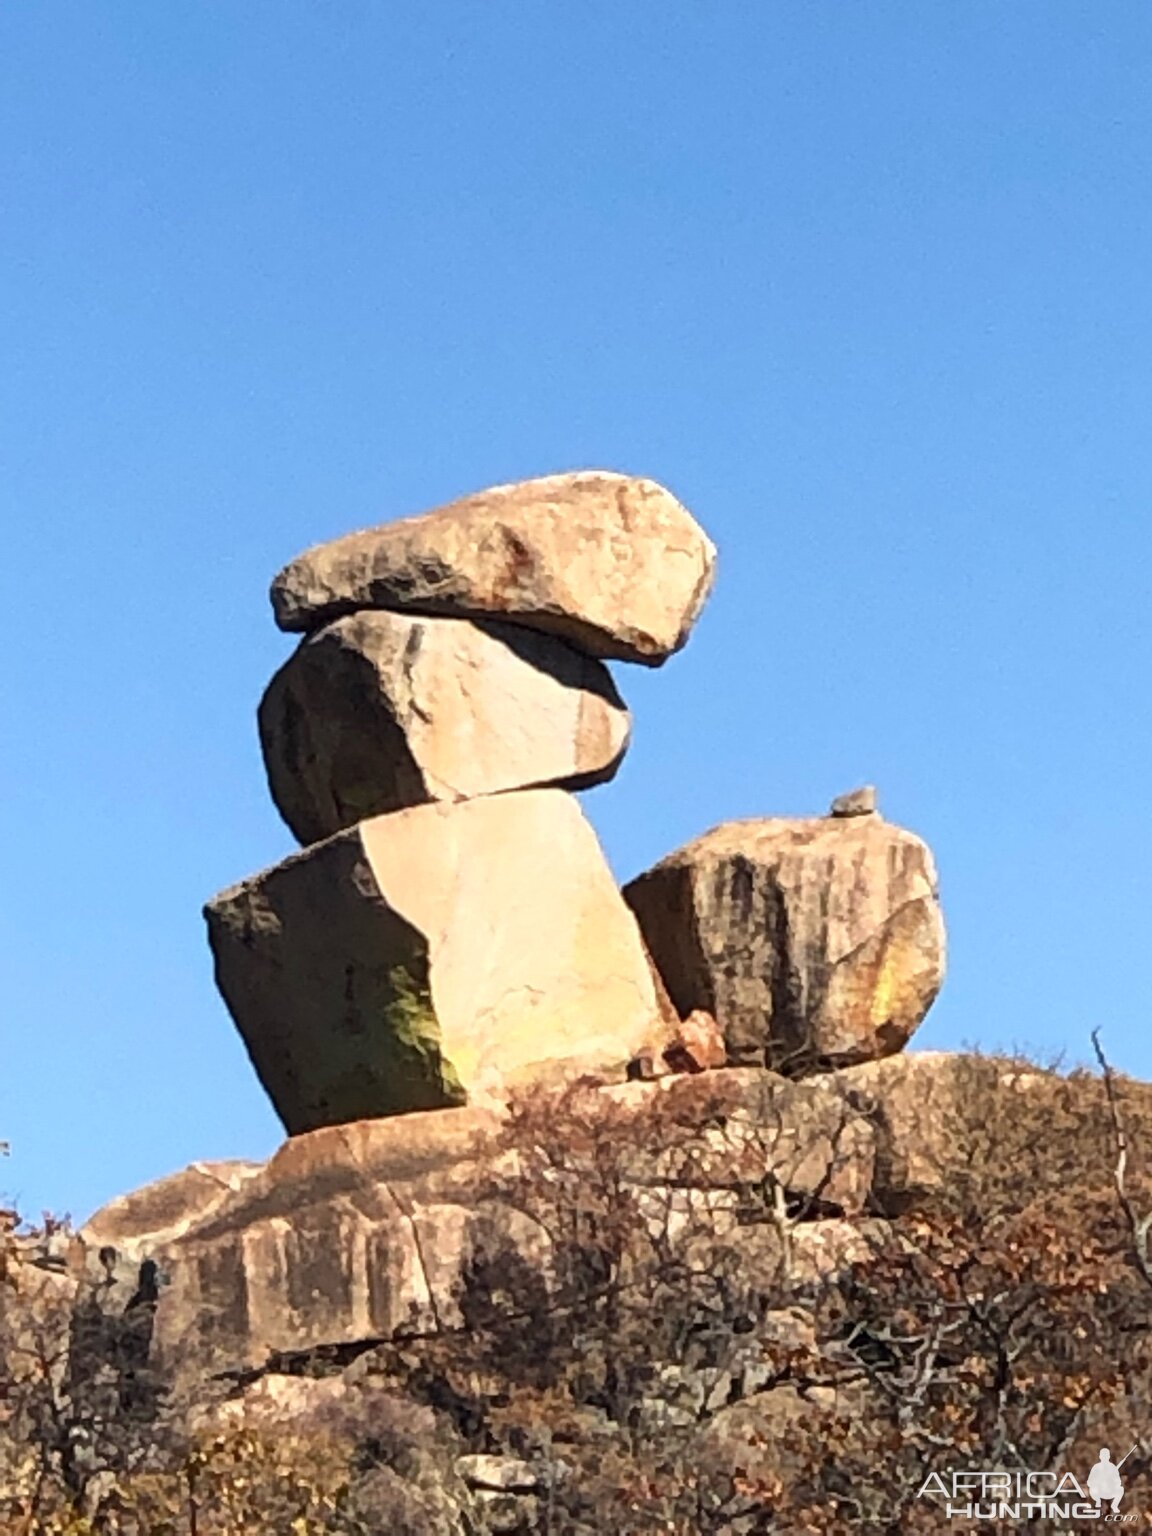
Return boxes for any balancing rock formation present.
[206,471,713,1134]
[0,471,961,1519]
[205,469,946,1138]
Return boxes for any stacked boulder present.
[47,468,953,1421]
[205,472,718,1134]
[205,468,947,1142]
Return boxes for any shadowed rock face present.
[623,814,945,1074]
[204,790,672,1133]
[69,1054,1102,1394]
[259,611,632,846]
[24,1052,1150,1528]
[206,829,449,1131]
[76,1068,881,1386]
[269,471,717,666]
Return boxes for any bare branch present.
[1091,1027,1152,1293]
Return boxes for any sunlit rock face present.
[205,789,673,1133]
[259,610,631,846]
[269,470,717,666]
[624,805,946,1075]
[77,1065,883,1385]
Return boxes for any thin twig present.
[1091,1028,1152,1293]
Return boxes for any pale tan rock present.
[75,1068,877,1385]
[270,471,717,665]
[82,1160,264,1250]
[837,1051,970,1202]
[78,1105,508,1381]
[64,1051,1152,1443]
[699,1376,876,1480]
[194,1373,349,1432]
[596,1068,876,1216]
[77,1053,1152,1391]
[259,611,631,845]
[456,1455,540,1493]
[624,813,946,1074]
[785,1217,885,1282]
[204,789,671,1133]
[839,1051,1152,1212]
[663,1009,727,1073]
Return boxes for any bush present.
[6,1044,1152,1532]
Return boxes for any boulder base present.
[77,1066,880,1385]
[205,789,671,1132]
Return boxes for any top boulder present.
[270,471,717,665]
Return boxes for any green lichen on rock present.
[380,962,466,1108]
[300,948,467,1128]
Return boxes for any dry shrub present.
[6,1046,1152,1532]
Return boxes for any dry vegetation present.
[5,1045,1152,1533]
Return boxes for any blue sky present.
[3,4,1150,1223]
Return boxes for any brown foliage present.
[5,1048,1152,1532]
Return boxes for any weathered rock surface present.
[22,1050,1148,1531]
[269,471,717,665]
[205,789,672,1133]
[623,812,945,1074]
[839,1050,1133,1213]
[70,1053,1122,1394]
[663,1008,727,1074]
[829,783,877,817]
[80,1160,264,1250]
[840,1050,972,1205]
[259,610,631,846]
[456,1455,541,1493]
[76,1067,879,1385]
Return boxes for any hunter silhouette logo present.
[1088,1447,1134,1514]
[916,1444,1140,1522]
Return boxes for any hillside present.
[6,477,1139,1534]
[5,1047,1152,1533]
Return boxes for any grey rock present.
[829,785,878,817]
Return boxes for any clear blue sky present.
[3,4,1150,1223]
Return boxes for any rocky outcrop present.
[206,790,674,1133]
[208,471,947,1206]
[16,1052,1145,1531]
[80,1101,504,1384]
[20,453,1125,1529]
[75,1066,881,1387]
[269,471,717,665]
[67,1052,1128,1397]
[204,468,721,1133]
[259,610,631,845]
[659,1008,727,1074]
[77,1160,264,1250]
[623,794,945,1074]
